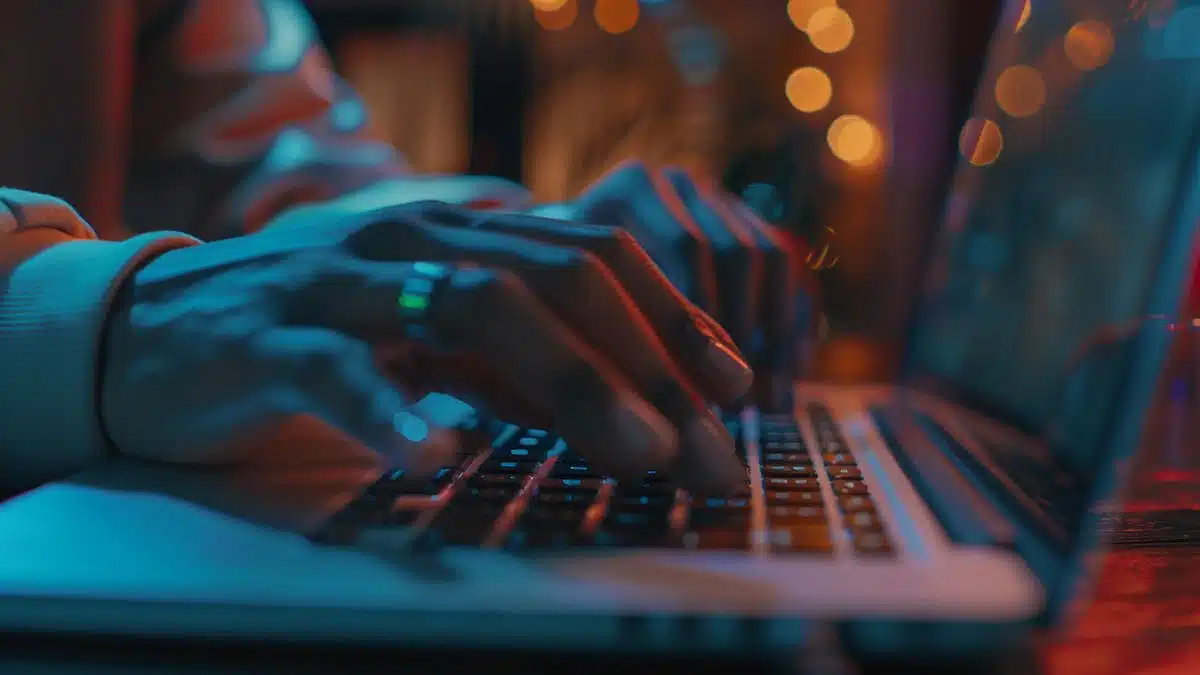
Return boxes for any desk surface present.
[1043,385,1200,674]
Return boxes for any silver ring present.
[397,261,451,343]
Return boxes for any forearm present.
[125,0,536,240]
[0,190,198,493]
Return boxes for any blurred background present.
[306,0,1006,365]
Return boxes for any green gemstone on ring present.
[398,293,429,311]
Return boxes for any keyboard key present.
[823,453,856,466]
[495,431,556,459]
[550,462,603,479]
[534,488,597,506]
[457,486,521,504]
[689,507,751,530]
[832,480,869,496]
[844,510,883,532]
[763,476,821,491]
[372,466,455,496]
[509,499,591,549]
[826,466,862,480]
[508,528,583,549]
[470,473,526,488]
[766,491,823,506]
[683,529,750,551]
[769,524,833,554]
[838,495,876,512]
[852,531,895,556]
[694,496,751,509]
[479,460,539,475]
[615,494,675,510]
[762,453,811,464]
[543,478,605,490]
[522,505,589,528]
[607,510,669,529]
[767,505,827,524]
[595,507,678,548]
[762,464,817,478]
[615,481,675,496]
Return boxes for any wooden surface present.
[1039,469,1200,674]
[1033,381,1200,675]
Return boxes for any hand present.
[101,200,753,494]
[534,161,817,410]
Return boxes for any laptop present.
[0,0,1197,661]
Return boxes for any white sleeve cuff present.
[0,232,200,489]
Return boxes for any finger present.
[415,203,753,404]
[575,161,720,313]
[379,222,745,492]
[298,259,682,481]
[436,267,688,481]
[662,167,762,355]
[253,327,459,475]
[725,199,810,411]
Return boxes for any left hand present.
[533,161,817,410]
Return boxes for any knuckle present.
[562,248,607,283]
[610,159,652,185]
[577,226,645,266]
[605,227,642,258]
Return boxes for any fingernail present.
[686,415,745,492]
[613,391,679,464]
[393,411,460,475]
[704,339,754,396]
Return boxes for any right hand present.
[100,200,754,495]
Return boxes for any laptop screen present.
[906,1,1200,480]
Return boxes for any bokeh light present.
[534,0,577,30]
[960,117,1004,166]
[1064,20,1114,71]
[807,7,855,53]
[994,65,1046,118]
[788,0,837,32]
[530,0,568,11]
[1015,0,1031,32]
[595,0,639,34]
[827,114,882,167]
[786,67,833,113]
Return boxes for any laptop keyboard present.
[318,406,897,558]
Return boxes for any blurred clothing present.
[0,0,406,240]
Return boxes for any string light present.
[994,65,1045,118]
[807,6,855,53]
[530,0,568,11]
[1064,20,1114,71]
[786,66,833,113]
[595,0,639,34]
[534,0,577,30]
[788,0,837,32]
[959,117,1004,166]
[827,114,882,168]
[1015,0,1031,32]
